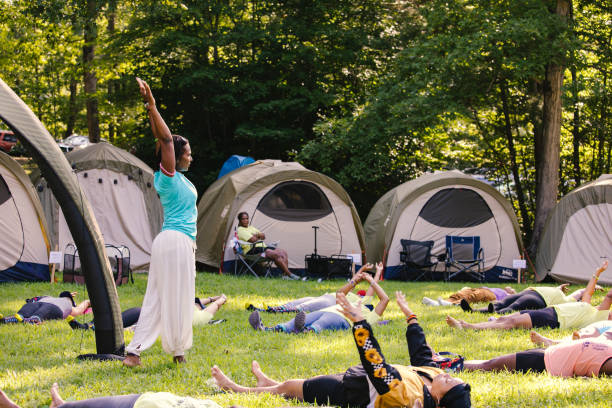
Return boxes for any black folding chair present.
[444,235,485,282]
[233,239,275,278]
[399,239,439,281]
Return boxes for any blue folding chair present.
[444,236,485,282]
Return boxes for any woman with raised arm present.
[123,78,198,367]
[213,291,471,408]
[248,263,390,334]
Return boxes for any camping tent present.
[364,170,523,281]
[536,175,612,285]
[34,142,163,271]
[0,151,51,282]
[196,160,365,272]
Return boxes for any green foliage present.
[1,274,611,407]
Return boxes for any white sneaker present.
[422,297,440,306]
[437,297,455,306]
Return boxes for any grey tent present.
[0,151,51,282]
[33,141,163,271]
[536,175,612,285]
[364,171,523,281]
[196,160,365,272]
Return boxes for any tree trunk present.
[500,78,531,239]
[83,0,100,143]
[571,66,581,185]
[65,78,78,139]
[107,0,116,142]
[529,0,570,256]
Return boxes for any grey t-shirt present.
[39,296,73,318]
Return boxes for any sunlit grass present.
[1,274,611,407]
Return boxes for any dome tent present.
[536,175,612,285]
[33,141,163,272]
[196,160,365,272]
[0,151,51,282]
[364,170,523,281]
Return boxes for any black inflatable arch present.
[0,78,124,355]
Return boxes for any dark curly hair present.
[155,135,188,169]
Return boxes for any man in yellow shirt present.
[236,212,301,280]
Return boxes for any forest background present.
[0,0,610,255]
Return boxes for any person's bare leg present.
[267,249,291,277]
[0,390,20,408]
[211,366,304,400]
[251,360,279,387]
[530,331,558,347]
[464,354,517,372]
[447,313,533,330]
[205,294,227,316]
[49,383,65,408]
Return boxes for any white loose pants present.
[126,230,196,357]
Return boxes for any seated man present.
[248,266,389,334]
[0,291,90,324]
[213,292,471,408]
[446,261,612,332]
[236,212,301,280]
[423,286,517,307]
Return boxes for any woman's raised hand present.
[337,292,364,322]
[136,77,155,108]
[395,291,413,317]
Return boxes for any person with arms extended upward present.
[123,78,198,367]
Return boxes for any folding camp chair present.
[444,235,485,282]
[399,239,439,281]
[233,239,275,278]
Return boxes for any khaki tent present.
[0,151,50,281]
[196,160,365,271]
[34,142,163,271]
[536,175,612,285]
[365,171,523,281]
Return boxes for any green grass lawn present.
[1,273,611,407]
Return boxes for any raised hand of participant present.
[337,292,364,322]
[395,291,414,318]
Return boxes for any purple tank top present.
[483,287,508,301]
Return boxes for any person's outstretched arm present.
[137,78,175,173]
[363,272,389,317]
[337,264,373,296]
[337,293,403,396]
[396,291,436,367]
[581,261,608,304]
[365,262,384,297]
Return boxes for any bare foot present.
[217,294,227,306]
[211,365,240,392]
[173,355,186,364]
[446,315,463,329]
[529,331,553,347]
[49,383,64,408]
[123,354,141,368]
[0,389,20,408]
[251,360,277,387]
[572,331,580,340]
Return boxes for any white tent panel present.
[549,204,612,285]
[57,168,154,271]
[0,168,48,269]
[387,185,520,270]
[222,181,361,269]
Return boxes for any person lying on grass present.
[529,320,612,347]
[462,332,612,377]
[0,291,90,325]
[446,261,611,332]
[248,265,389,334]
[245,262,384,313]
[422,286,517,307]
[0,383,327,408]
[213,291,471,408]
[67,295,227,330]
[458,278,604,314]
